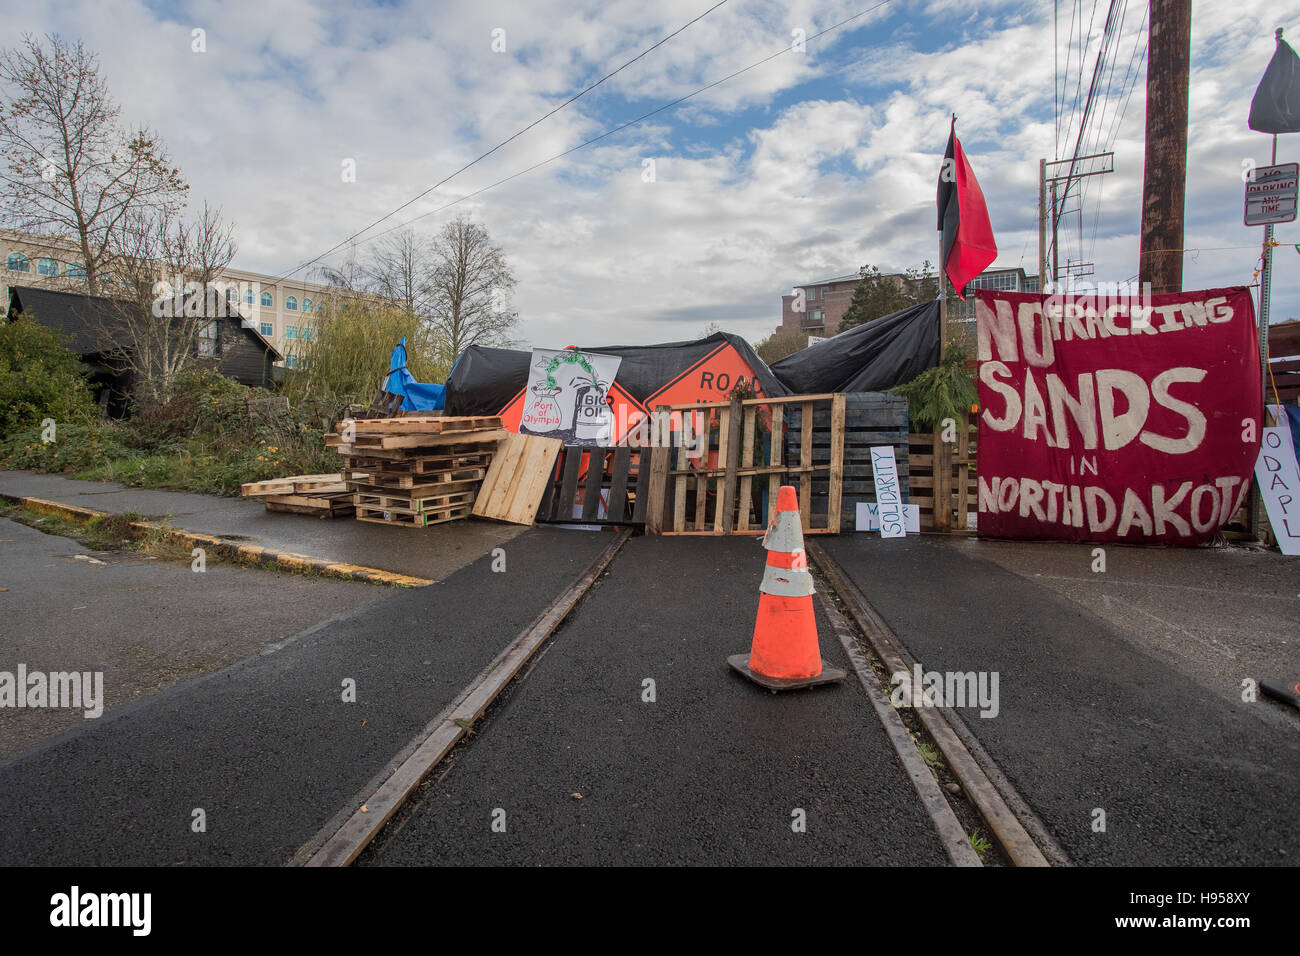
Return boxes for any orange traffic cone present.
[727,485,847,692]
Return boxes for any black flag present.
[1249,30,1300,133]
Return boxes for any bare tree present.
[98,202,237,402]
[427,216,519,363]
[0,34,188,293]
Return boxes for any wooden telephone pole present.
[1138,0,1192,293]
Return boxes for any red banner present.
[975,287,1262,545]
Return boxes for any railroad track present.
[295,529,1067,868]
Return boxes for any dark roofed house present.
[6,285,282,413]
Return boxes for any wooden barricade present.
[536,445,652,526]
[644,394,846,535]
[908,412,978,532]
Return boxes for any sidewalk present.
[819,534,1300,866]
[0,526,618,865]
[0,471,523,582]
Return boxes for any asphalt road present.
[0,516,384,760]
[0,470,523,580]
[0,526,614,865]
[366,535,949,867]
[820,534,1300,866]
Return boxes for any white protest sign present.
[519,348,622,446]
[1256,405,1300,555]
[869,445,906,539]
[856,502,920,533]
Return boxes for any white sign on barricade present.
[856,502,920,533]
[869,446,906,539]
[1256,405,1300,555]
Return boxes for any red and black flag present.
[936,118,997,298]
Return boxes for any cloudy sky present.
[15,0,1300,347]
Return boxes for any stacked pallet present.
[240,474,358,518]
[325,416,506,528]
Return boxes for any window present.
[244,288,255,305]
[6,253,29,272]
[301,298,313,313]
[259,322,273,336]
[286,355,299,369]
[285,296,298,311]
[37,258,59,276]
[285,325,298,339]
[225,286,239,305]
[66,262,86,280]
[198,321,219,357]
[260,291,273,307]
[300,327,314,341]
[820,286,830,300]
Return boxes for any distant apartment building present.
[777,265,1039,342]
[1,229,330,368]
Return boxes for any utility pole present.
[1138,0,1192,294]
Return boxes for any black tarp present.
[443,332,787,415]
[768,300,940,394]
[1249,35,1300,134]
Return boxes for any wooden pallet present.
[265,495,355,518]
[347,466,487,489]
[241,473,352,496]
[644,394,846,535]
[327,429,507,451]
[473,432,564,525]
[330,437,502,459]
[355,504,473,528]
[352,487,477,513]
[343,451,493,474]
[535,444,654,525]
[332,415,502,435]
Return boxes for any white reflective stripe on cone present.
[759,562,816,597]
[762,511,805,553]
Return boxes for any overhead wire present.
[275,0,736,281]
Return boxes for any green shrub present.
[0,320,98,437]
[892,344,977,429]
[3,419,129,473]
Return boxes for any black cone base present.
[727,653,847,693]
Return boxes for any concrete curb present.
[4,495,433,588]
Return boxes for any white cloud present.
[8,0,1300,352]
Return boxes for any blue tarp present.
[383,337,445,411]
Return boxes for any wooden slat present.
[715,402,736,534]
[674,412,690,533]
[767,404,784,526]
[799,401,813,527]
[827,393,846,533]
[558,446,583,523]
[694,411,710,531]
[644,445,670,532]
[737,406,757,532]
[536,456,560,522]
[607,446,633,523]
[581,450,604,521]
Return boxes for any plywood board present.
[472,432,563,525]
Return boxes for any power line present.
[276,0,734,282]
[321,0,895,263]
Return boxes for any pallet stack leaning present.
[324,416,506,529]
[240,474,358,517]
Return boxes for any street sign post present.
[1244,162,1298,225]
